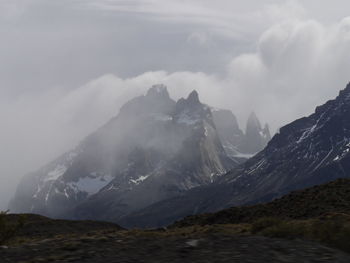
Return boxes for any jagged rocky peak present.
[210,108,272,157]
[175,90,201,109]
[174,90,213,126]
[187,90,200,104]
[239,112,271,154]
[246,112,262,132]
[212,109,241,134]
[119,84,175,117]
[211,108,245,157]
[146,84,170,99]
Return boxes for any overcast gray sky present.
[1,0,350,210]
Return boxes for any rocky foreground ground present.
[2,204,350,263]
[1,227,350,263]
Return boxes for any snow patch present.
[297,124,317,144]
[45,165,67,182]
[247,159,266,174]
[333,143,350,162]
[233,152,256,158]
[177,111,201,125]
[130,174,150,184]
[67,173,113,196]
[204,126,209,136]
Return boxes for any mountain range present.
[11,82,350,229]
[10,84,270,223]
[120,82,350,228]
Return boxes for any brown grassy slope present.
[171,178,350,228]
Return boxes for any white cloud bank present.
[29,14,350,135]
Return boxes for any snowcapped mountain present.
[119,82,350,228]
[10,85,269,221]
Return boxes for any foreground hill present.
[1,214,123,240]
[1,213,349,262]
[3,178,350,262]
[172,178,350,227]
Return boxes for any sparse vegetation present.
[1,179,350,261]
[247,214,350,253]
[251,217,284,234]
[169,179,350,253]
[0,211,26,245]
[0,212,350,262]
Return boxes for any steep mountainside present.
[10,85,269,222]
[121,82,350,228]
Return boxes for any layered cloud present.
[38,14,350,134]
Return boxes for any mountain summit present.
[10,85,269,223]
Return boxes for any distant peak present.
[187,90,200,104]
[248,112,258,120]
[146,84,170,98]
[246,112,262,130]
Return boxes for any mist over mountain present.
[3,2,350,262]
[10,85,269,223]
[12,82,350,229]
[120,82,350,228]
[2,1,350,215]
